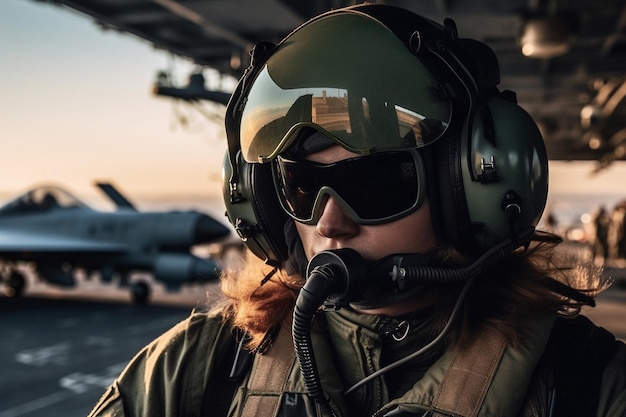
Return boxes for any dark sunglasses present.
[272,150,426,225]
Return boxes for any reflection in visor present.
[241,67,450,162]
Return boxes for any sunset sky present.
[1,0,234,212]
[2,0,626,221]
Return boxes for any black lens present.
[349,155,417,219]
[278,162,320,219]
[275,151,419,222]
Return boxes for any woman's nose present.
[316,195,359,238]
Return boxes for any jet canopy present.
[0,185,88,215]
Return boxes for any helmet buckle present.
[229,181,244,204]
[234,217,258,240]
[478,155,499,183]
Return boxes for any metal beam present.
[151,0,250,48]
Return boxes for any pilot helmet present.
[222,4,548,269]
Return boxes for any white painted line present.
[14,342,71,366]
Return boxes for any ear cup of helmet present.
[222,151,288,265]
[456,96,548,253]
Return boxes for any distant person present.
[40,192,59,210]
[545,210,558,234]
[611,202,626,262]
[88,5,625,417]
[592,205,611,264]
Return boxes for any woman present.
[89,4,626,417]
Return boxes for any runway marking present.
[0,362,127,417]
[14,342,70,366]
[13,314,184,368]
[5,313,189,416]
[59,362,126,394]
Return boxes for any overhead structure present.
[36,0,626,165]
[519,14,576,58]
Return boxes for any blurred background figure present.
[545,211,558,234]
[592,205,611,265]
[608,201,626,266]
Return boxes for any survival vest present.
[201,315,617,417]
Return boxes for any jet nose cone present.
[194,215,231,244]
[194,258,221,282]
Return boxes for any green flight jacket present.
[88,307,626,417]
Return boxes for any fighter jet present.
[0,182,231,304]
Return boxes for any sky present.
[0,0,233,213]
[2,0,626,222]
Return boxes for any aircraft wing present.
[0,229,127,257]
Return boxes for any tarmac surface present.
[1,274,625,417]
[0,276,221,417]
[1,296,193,417]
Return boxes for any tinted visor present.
[239,13,452,163]
[273,150,426,224]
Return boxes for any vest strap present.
[241,323,296,417]
[432,327,507,417]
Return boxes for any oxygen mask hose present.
[369,227,537,292]
[293,248,367,415]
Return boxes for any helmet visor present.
[239,12,452,163]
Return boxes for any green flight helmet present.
[223,4,549,265]
[458,96,548,253]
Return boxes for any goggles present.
[238,13,452,163]
[273,149,426,225]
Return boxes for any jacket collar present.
[320,308,556,417]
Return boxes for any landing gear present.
[130,280,151,305]
[5,271,26,297]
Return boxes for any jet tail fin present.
[95,182,137,211]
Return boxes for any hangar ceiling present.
[36,0,626,166]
